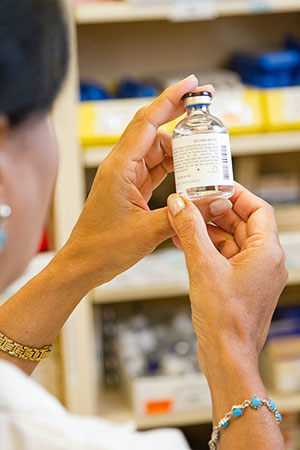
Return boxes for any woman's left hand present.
[61,76,231,290]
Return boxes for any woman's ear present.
[0,114,12,255]
[0,114,10,196]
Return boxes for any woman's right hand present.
[60,76,233,291]
[167,183,287,449]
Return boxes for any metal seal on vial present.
[182,91,212,108]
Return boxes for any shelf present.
[271,390,300,415]
[82,146,112,168]
[82,131,300,168]
[137,408,212,429]
[97,390,212,429]
[92,248,189,304]
[92,238,300,305]
[75,1,300,24]
[230,131,300,156]
[98,389,300,429]
[287,269,300,286]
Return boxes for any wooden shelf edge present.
[75,1,300,24]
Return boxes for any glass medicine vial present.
[172,91,234,201]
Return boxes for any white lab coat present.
[0,360,190,450]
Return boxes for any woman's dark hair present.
[0,0,69,126]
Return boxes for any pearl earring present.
[0,204,11,252]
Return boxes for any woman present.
[0,1,288,449]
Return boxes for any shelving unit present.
[51,0,97,414]
[50,0,300,436]
[75,0,300,24]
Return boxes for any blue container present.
[267,306,300,341]
[80,82,113,101]
[117,79,159,98]
[285,35,300,85]
[231,49,300,88]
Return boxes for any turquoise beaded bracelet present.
[208,396,282,449]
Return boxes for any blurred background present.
[2,0,300,448]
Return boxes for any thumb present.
[167,194,221,276]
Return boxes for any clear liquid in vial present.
[172,91,234,201]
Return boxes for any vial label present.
[173,133,233,196]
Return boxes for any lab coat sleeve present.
[0,361,191,450]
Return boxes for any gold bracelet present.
[0,331,53,361]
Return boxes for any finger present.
[143,130,174,192]
[212,209,248,248]
[139,196,233,245]
[172,225,240,260]
[212,182,278,247]
[189,197,233,223]
[141,207,175,245]
[148,156,173,192]
[172,235,183,251]
[167,194,226,277]
[166,196,232,224]
[206,224,240,259]
[144,130,173,170]
[117,77,215,160]
[229,182,278,234]
[146,82,215,128]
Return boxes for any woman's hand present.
[61,76,232,290]
[167,182,288,372]
[167,183,287,449]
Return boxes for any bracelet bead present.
[220,420,229,428]
[232,407,243,417]
[250,396,262,409]
[268,399,276,412]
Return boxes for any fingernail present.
[183,74,197,81]
[196,84,215,93]
[168,194,186,216]
[210,199,232,216]
[198,84,214,89]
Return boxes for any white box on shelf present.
[260,334,300,393]
[122,372,211,417]
[260,351,300,393]
[280,232,300,283]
